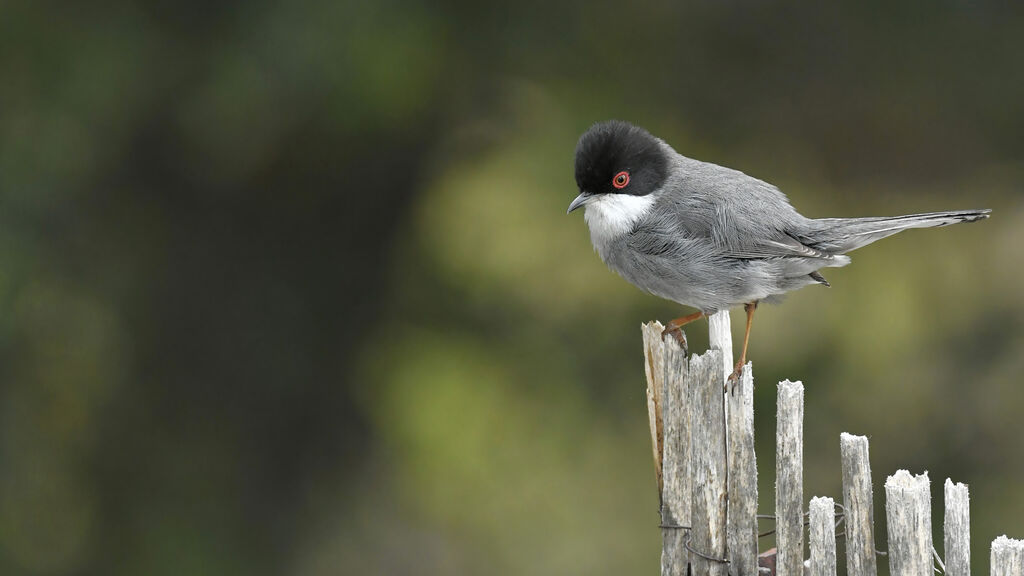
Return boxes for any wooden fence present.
[641,311,1024,576]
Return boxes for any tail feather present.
[809,209,990,253]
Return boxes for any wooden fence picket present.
[808,496,837,576]
[945,479,971,576]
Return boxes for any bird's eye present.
[612,171,630,189]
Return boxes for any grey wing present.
[655,163,849,268]
[726,231,848,264]
[626,227,843,311]
[628,164,850,306]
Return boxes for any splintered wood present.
[642,319,728,576]
[638,318,1014,576]
[991,535,1024,576]
[884,470,932,576]
[809,496,837,576]
[776,380,804,576]
[642,322,692,575]
[689,350,728,576]
[944,479,970,576]
[727,364,758,576]
[642,322,667,495]
[841,433,877,576]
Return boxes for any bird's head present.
[568,120,670,214]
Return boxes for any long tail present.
[809,209,990,254]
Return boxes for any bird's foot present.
[661,325,688,356]
[660,311,703,355]
[727,360,745,393]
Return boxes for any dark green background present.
[1,1,1022,574]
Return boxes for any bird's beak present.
[567,192,592,214]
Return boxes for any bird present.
[567,120,990,378]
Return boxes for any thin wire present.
[933,546,946,574]
[758,508,846,521]
[657,522,731,564]
[758,515,816,539]
[684,532,730,565]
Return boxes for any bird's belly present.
[599,241,786,312]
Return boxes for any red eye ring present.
[612,171,630,189]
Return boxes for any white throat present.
[583,193,656,250]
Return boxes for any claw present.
[660,311,703,356]
[727,361,745,393]
[662,326,689,356]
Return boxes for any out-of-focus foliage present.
[1,1,1022,574]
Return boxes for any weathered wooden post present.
[840,433,877,576]
[991,535,1024,576]
[727,364,758,575]
[708,310,733,382]
[944,479,970,576]
[643,311,734,576]
[776,380,804,576]
[884,470,933,576]
[642,323,667,495]
[809,496,837,576]
[642,323,690,575]
[690,349,728,576]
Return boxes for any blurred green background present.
[1,1,1023,574]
